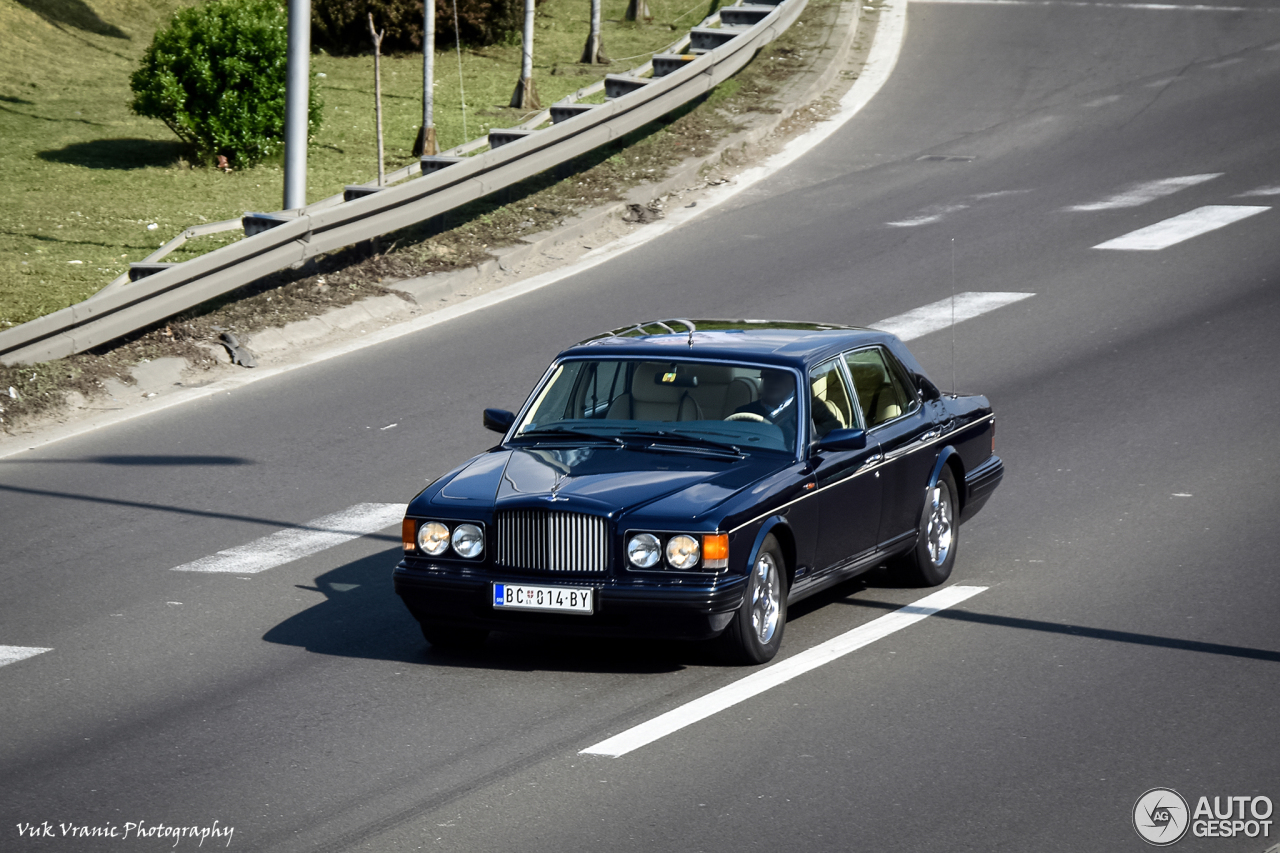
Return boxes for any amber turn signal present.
[702,533,729,569]
[401,518,415,552]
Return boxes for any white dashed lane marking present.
[1066,174,1221,212]
[171,502,406,574]
[581,585,988,757]
[1237,184,1280,198]
[1094,205,1270,250]
[872,292,1034,341]
[0,646,52,669]
[886,204,970,228]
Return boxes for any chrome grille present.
[496,510,609,573]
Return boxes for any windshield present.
[514,359,799,455]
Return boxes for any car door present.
[807,357,884,573]
[844,346,938,549]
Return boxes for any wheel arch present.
[745,516,797,590]
[928,447,967,516]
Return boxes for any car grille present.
[495,509,609,573]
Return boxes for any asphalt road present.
[4,1,1280,851]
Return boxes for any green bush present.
[130,0,323,168]
[311,0,526,54]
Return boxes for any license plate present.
[492,583,594,615]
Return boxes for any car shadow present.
[262,548,708,674]
[37,138,189,170]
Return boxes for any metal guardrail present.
[0,0,805,366]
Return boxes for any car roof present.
[562,319,902,368]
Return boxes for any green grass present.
[0,0,712,330]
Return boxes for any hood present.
[419,445,785,522]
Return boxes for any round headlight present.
[451,523,485,559]
[665,534,700,570]
[627,533,661,568]
[417,521,450,556]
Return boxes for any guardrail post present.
[128,263,178,282]
[550,104,599,124]
[720,5,774,25]
[691,26,747,51]
[243,213,295,237]
[343,185,387,202]
[488,129,537,149]
[652,55,697,78]
[605,75,652,99]
[420,156,466,174]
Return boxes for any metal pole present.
[422,0,436,154]
[283,0,311,211]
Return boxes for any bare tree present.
[368,13,386,185]
[510,0,540,109]
[625,0,650,23]
[581,0,609,64]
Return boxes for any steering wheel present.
[724,412,767,423]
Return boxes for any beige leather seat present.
[684,366,759,419]
[607,363,702,421]
[848,362,902,426]
[809,369,852,437]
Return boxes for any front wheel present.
[722,534,787,664]
[894,467,959,587]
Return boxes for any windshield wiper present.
[619,429,744,456]
[512,426,623,445]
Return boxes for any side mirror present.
[816,427,867,452]
[915,373,943,401]
[483,408,516,434]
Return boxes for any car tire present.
[894,467,959,587]
[420,621,489,650]
[722,534,787,665]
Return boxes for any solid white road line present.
[1066,174,1221,212]
[581,585,987,757]
[171,502,406,573]
[1093,205,1270,251]
[872,292,1034,341]
[0,646,52,668]
[917,0,1279,11]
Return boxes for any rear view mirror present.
[816,428,867,452]
[483,408,515,433]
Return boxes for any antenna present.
[950,238,956,396]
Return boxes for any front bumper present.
[394,563,749,640]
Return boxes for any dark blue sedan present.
[394,320,1003,663]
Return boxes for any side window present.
[844,348,918,428]
[808,358,855,439]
